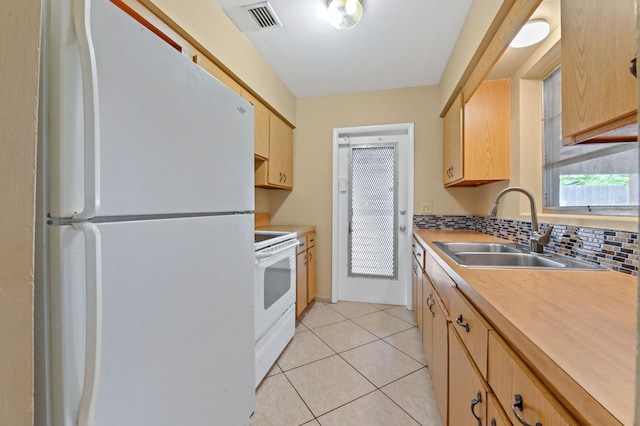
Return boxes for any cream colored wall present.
[144,0,296,124]
[266,86,477,300]
[438,0,503,111]
[476,26,639,232]
[0,0,41,424]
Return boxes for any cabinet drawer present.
[425,251,454,315]
[450,287,490,378]
[412,238,425,270]
[296,234,307,254]
[488,331,578,426]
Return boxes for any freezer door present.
[47,215,255,425]
[48,0,253,218]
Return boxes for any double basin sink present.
[432,242,605,270]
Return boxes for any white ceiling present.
[216,0,473,98]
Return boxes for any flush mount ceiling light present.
[327,0,364,30]
[509,19,550,48]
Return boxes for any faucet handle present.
[537,225,554,246]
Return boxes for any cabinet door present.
[463,79,510,182]
[488,331,578,425]
[421,274,434,367]
[241,89,270,159]
[487,393,511,426]
[307,245,316,303]
[561,0,637,144]
[449,326,487,426]
[296,251,308,316]
[431,293,448,426]
[416,264,423,332]
[268,114,294,188]
[412,257,419,314]
[443,93,463,184]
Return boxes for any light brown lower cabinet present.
[307,244,316,303]
[421,274,434,368]
[430,288,449,426]
[488,331,579,425]
[487,392,511,426]
[296,247,307,317]
[416,236,585,426]
[296,230,316,317]
[448,325,488,426]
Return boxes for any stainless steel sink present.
[433,242,522,253]
[432,241,606,270]
[454,252,566,268]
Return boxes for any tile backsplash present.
[413,214,638,276]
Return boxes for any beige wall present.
[144,0,297,124]
[0,0,41,424]
[438,0,503,111]
[265,86,477,300]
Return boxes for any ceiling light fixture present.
[327,0,364,30]
[509,19,550,48]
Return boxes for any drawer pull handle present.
[470,391,482,426]
[490,419,497,426]
[456,314,470,332]
[512,394,542,426]
[427,298,436,316]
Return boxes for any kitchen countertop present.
[413,229,637,425]
[257,225,315,236]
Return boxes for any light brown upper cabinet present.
[561,0,638,144]
[241,89,270,160]
[443,94,463,184]
[443,79,510,187]
[255,113,294,189]
[192,54,242,95]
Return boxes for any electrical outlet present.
[421,202,433,213]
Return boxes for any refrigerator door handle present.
[72,222,103,426]
[72,0,101,220]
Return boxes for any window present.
[543,68,639,216]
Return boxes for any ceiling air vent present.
[245,2,282,29]
[218,0,283,32]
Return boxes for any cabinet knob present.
[427,298,436,316]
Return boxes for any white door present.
[332,124,414,306]
[47,214,255,425]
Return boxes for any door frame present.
[331,123,414,307]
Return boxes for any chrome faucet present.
[487,187,553,253]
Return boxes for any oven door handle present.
[255,240,300,260]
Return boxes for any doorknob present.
[399,225,407,232]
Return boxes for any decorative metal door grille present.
[348,145,398,279]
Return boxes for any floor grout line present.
[256,301,438,426]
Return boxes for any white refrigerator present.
[35,0,255,424]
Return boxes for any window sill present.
[537,210,638,232]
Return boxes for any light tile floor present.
[250,301,442,426]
